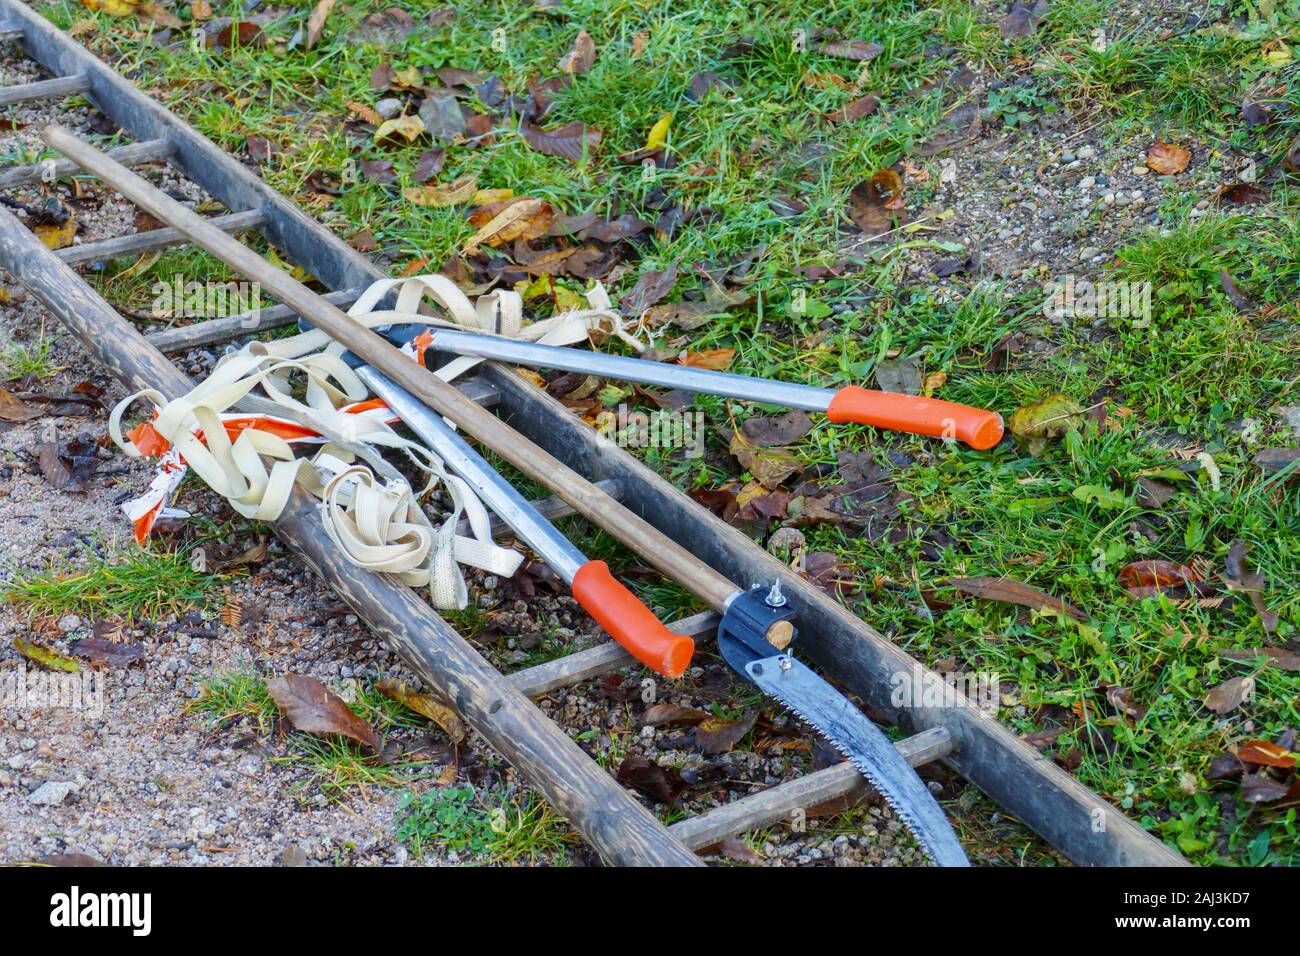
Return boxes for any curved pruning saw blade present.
[746,653,969,867]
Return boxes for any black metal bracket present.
[717,584,798,679]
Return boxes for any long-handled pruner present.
[376,325,1004,450]
[358,357,968,864]
[349,364,694,679]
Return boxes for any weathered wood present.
[670,727,955,851]
[509,610,719,697]
[0,203,702,868]
[0,138,173,190]
[455,478,622,541]
[4,2,1192,866]
[45,124,742,616]
[0,72,88,106]
[146,287,364,353]
[58,209,265,266]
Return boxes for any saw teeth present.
[765,684,943,865]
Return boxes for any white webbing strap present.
[110,275,634,609]
[262,275,646,386]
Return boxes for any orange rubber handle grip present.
[571,560,694,679]
[826,386,1004,450]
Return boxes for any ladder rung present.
[669,726,955,851]
[0,139,174,191]
[449,375,500,409]
[57,209,266,266]
[146,286,364,352]
[0,73,90,107]
[457,478,623,541]
[508,610,720,698]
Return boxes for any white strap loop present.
[109,273,628,609]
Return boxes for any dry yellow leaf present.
[735,480,768,509]
[80,0,139,16]
[374,114,425,146]
[190,0,212,19]
[376,679,467,743]
[630,31,649,59]
[390,66,424,90]
[680,348,735,370]
[403,174,478,208]
[137,1,182,28]
[471,188,514,205]
[35,218,77,251]
[461,198,554,252]
[922,370,947,396]
[645,113,672,151]
[305,0,336,50]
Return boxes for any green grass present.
[396,784,576,864]
[38,0,1300,866]
[189,669,277,731]
[1,331,61,382]
[192,670,445,798]
[5,547,221,620]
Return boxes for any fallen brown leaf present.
[1203,675,1255,715]
[818,38,883,61]
[696,710,757,754]
[948,576,1089,621]
[557,29,596,74]
[304,0,336,49]
[69,637,143,668]
[520,120,602,162]
[730,431,801,489]
[403,174,478,208]
[847,168,906,238]
[615,754,686,804]
[1147,141,1191,175]
[741,410,813,446]
[1235,740,1296,769]
[266,673,381,752]
[462,198,555,251]
[999,0,1048,38]
[0,387,41,422]
[679,348,735,371]
[642,703,708,727]
[825,94,879,124]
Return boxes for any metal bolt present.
[765,579,786,608]
[778,655,793,671]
